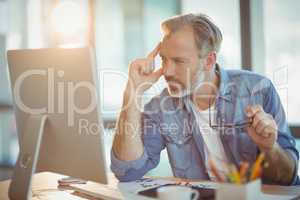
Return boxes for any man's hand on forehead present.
[127,42,163,94]
[139,42,161,75]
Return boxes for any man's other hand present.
[245,105,278,152]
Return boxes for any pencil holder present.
[216,179,261,200]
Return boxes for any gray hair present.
[161,13,222,58]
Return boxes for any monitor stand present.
[8,115,47,200]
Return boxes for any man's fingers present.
[254,119,269,135]
[263,125,277,138]
[248,111,277,140]
[147,42,161,60]
[148,67,163,83]
[128,43,162,92]
[135,68,163,92]
[132,42,161,76]
[246,104,263,118]
[141,60,154,75]
[246,126,260,141]
[252,112,264,128]
[246,125,269,142]
[132,59,154,75]
[262,126,272,138]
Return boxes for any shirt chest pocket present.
[163,131,193,171]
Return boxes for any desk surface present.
[0,172,64,200]
[0,172,300,200]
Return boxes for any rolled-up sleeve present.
[263,80,299,185]
[110,99,165,182]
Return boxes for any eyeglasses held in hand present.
[208,98,253,129]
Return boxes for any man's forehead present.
[160,27,197,57]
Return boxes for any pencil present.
[250,153,265,181]
[239,162,249,183]
[225,173,235,183]
[229,164,241,184]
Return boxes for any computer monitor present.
[7,47,107,200]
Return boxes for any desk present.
[0,172,121,200]
[0,172,299,200]
[0,172,67,200]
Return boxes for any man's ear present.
[203,51,217,70]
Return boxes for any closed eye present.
[174,58,186,64]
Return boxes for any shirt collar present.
[216,63,232,101]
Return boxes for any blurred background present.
[0,0,299,180]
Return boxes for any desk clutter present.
[207,152,266,200]
[209,152,265,184]
[56,174,298,200]
[56,154,298,200]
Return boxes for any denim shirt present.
[111,66,299,185]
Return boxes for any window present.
[263,0,300,124]
[95,0,179,119]
[181,0,241,69]
[95,0,179,176]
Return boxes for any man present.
[111,13,299,185]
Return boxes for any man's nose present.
[163,61,176,77]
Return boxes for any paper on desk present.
[118,178,174,193]
[118,179,297,200]
[118,178,217,194]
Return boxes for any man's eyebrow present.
[159,53,189,61]
[158,53,190,62]
[172,57,190,61]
